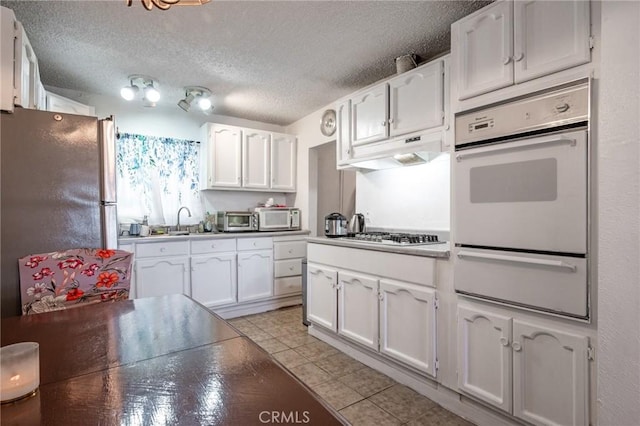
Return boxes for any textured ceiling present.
[2,0,491,126]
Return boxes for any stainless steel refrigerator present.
[1,108,118,317]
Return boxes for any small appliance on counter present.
[254,207,301,231]
[324,212,348,238]
[348,213,366,234]
[216,211,257,232]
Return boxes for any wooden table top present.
[1,295,345,425]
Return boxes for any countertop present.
[119,229,310,244]
[306,236,450,258]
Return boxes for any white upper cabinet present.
[270,132,296,191]
[201,123,297,192]
[242,129,271,189]
[201,124,242,189]
[513,0,591,84]
[45,92,95,116]
[454,0,590,100]
[351,83,389,146]
[456,1,514,100]
[388,60,444,137]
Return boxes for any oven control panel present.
[455,81,589,146]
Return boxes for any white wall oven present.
[453,79,590,319]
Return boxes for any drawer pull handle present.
[160,248,166,252]
[288,249,293,254]
[457,251,577,272]
[289,266,294,271]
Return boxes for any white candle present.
[1,342,39,403]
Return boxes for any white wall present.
[355,154,450,232]
[596,1,640,424]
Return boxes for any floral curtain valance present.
[116,133,202,225]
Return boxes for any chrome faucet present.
[177,206,192,231]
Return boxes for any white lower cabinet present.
[338,271,378,349]
[457,303,590,426]
[237,250,273,302]
[307,262,438,378]
[307,263,338,331]
[191,253,237,307]
[379,279,437,376]
[136,257,190,298]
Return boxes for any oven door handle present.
[456,250,577,272]
[455,135,577,162]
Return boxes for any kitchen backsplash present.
[355,153,450,232]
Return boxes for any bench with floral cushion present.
[18,248,133,315]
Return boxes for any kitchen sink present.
[168,230,189,236]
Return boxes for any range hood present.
[349,131,444,170]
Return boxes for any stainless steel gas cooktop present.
[342,232,441,246]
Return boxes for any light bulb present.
[120,86,137,101]
[144,85,160,103]
[197,97,212,110]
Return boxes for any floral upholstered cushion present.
[18,248,133,315]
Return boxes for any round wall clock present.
[320,109,337,137]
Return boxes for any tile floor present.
[228,305,476,426]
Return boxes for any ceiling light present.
[121,75,160,106]
[126,0,211,11]
[178,86,213,114]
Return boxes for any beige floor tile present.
[278,331,318,348]
[294,340,340,361]
[288,363,333,387]
[272,349,310,369]
[339,399,401,426]
[255,337,289,354]
[338,366,396,397]
[314,352,366,377]
[308,380,364,410]
[241,327,274,342]
[228,319,255,333]
[368,384,437,423]
[406,406,476,426]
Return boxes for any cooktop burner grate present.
[346,232,441,245]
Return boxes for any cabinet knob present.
[388,118,394,124]
[381,121,387,127]
[211,244,216,248]
[514,52,524,62]
[499,337,509,347]
[288,249,293,254]
[555,103,570,113]
[289,266,294,271]
[502,56,512,65]
[512,341,522,352]
[160,247,166,252]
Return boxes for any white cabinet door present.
[135,257,190,299]
[514,0,590,84]
[388,60,444,138]
[242,129,270,189]
[237,250,273,302]
[210,124,242,188]
[350,83,389,146]
[337,271,379,349]
[336,99,352,165]
[379,280,437,376]
[456,1,514,100]
[191,253,237,307]
[307,263,338,332]
[457,304,513,413]
[512,320,589,426]
[270,132,296,191]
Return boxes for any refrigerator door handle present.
[99,117,117,203]
[102,203,119,249]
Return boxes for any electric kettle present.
[348,213,366,234]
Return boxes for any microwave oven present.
[216,211,257,232]
[254,207,301,231]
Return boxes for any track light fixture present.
[121,75,160,107]
[178,86,214,115]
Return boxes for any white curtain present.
[116,133,202,226]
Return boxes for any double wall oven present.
[453,79,591,319]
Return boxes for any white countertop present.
[119,229,310,244]
[306,236,450,258]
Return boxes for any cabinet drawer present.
[274,276,302,296]
[191,238,236,254]
[136,241,189,258]
[237,237,273,251]
[274,259,302,278]
[274,240,306,260]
